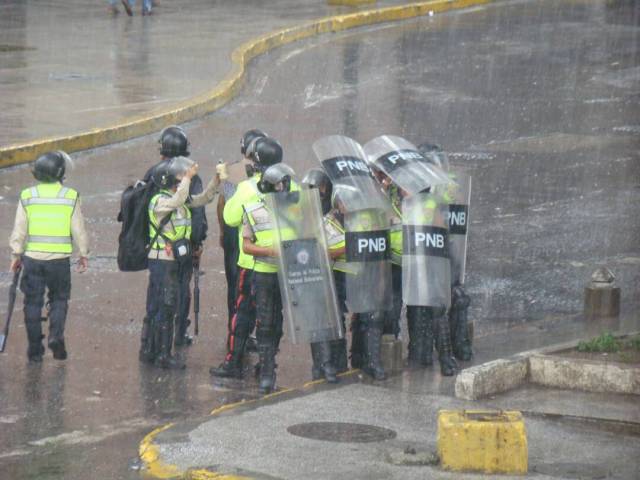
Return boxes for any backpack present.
[116,181,158,271]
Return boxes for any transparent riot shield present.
[266,188,343,344]
[363,135,451,195]
[435,168,471,286]
[312,134,389,213]
[343,208,392,313]
[402,193,451,308]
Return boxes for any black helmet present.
[258,163,295,194]
[152,156,194,189]
[240,129,267,158]
[417,142,450,172]
[32,151,70,183]
[253,137,283,170]
[302,168,333,214]
[159,126,190,158]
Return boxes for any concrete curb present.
[454,332,640,400]
[0,0,494,168]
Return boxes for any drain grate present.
[287,422,397,443]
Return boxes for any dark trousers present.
[254,271,283,349]
[383,263,402,337]
[333,270,347,332]
[20,257,71,345]
[223,225,239,323]
[225,267,256,359]
[146,259,179,346]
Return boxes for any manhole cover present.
[287,422,397,443]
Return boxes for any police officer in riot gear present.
[145,157,219,369]
[302,168,346,376]
[210,132,274,379]
[364,135,457,376]
[9,151,90,362]
[142,126,208,348]
[418,142,472,361]
[242,160,292,393]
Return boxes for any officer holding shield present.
[418,143,473,361]
[313,135,392,380]
[364,136,457,376]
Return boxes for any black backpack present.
[116,181,159,271]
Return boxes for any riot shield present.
[343,208,392,313]
[435,168,471,286]
[265,188,343,344]
[402,193,451,308]
[363,135,451,195]
[312,135,389,213]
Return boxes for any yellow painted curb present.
[0,0,493,169]
[139,423,182,479]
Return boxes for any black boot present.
[210,335,246,379]
[48,338,67,360]
[350,317,365,369]
[245,335,258,353]
[139,316,155,363]
[25,317,44,363]
[27,335,45,363]
[363,316,385,381]
[450,286,472,361]
[154,323,185,370]
[258,340,277,395]
[310,342,338,383]
[330,339,348,374]
[436,313,457,376]
[174,318,193,347]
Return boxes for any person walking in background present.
[108,0,152,16]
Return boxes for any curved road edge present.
[0,0,493,168]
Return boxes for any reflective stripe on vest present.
[245,201,278,272]
[149,191,192,250]
[21,183,78,254]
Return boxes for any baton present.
[0,267,22,353]
[193,258,200,336]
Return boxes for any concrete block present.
[529,354,640,395]
[381,335,403,374]
[438,410,528,475]
[455,357,528,400]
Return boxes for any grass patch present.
[577,332,621,353]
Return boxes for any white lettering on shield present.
[415,232,444,249]
[447,211,466,226]
[336,159,369,173]
[387,151,423,164]
[358,237,386,253]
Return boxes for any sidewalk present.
[0,0,424,164]
[141,314,640,479]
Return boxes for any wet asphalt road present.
[0,0,639,478]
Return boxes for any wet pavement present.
[0,0,639,478]
[0,0,410,148]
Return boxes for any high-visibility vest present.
[392,194,437,263]
[149,190,192,250]
[244,201,279,273]
[20,183,78,254]
[324,211,358,274]
[223,174,262,270]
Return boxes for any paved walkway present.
[0,0,410,148]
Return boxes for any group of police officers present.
[8,127,472,396]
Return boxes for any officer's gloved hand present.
[76,256,88,274]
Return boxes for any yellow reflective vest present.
[149,190,192,250]
[20,183,78,254]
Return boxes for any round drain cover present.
[287,422,397,443]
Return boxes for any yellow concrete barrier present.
[438,410,528,475]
